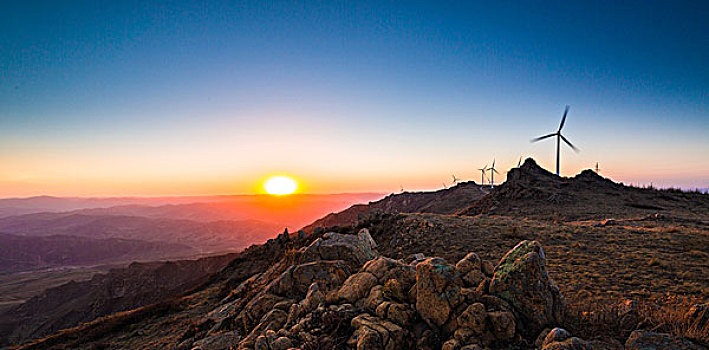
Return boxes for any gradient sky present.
[1,1,707,196]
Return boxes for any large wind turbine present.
[531,105,579,176]
[477,164,488,185]
[488,159,499,188]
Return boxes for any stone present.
[481,260,495,276]
[442,338,459,350]
[300,283,325,313]
[489,240,564,336]
[382,278,406,302]
[291,260,351,295]
[350,313,411,350]
[543,337,591,350]
[487,311,516,341]
[457,303,487,335]
[455,253,482,275]
[338,272,378,303]
[299,231,378,270]
[416,258,464,329]
[625,330,707,350]
[541,327,571,346]
[364,285,385,312]
[270,336,294,350]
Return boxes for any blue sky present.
[1,1,707,196]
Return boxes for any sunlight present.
[263,176,298,195]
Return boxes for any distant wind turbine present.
[478,164,488,185]
[595,162,601,174]
[488,159,499,188]
[451,174,459,186]
[517,156,523,168]
[531,105,579,176]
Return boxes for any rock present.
[338,272,378,303]
[456,253,485,287]
[489,240,564,336]
[487,310,516,341]
[543,337,591,350]
[350,313,411,350]
[416,258,464,329]
[625,330,707,350]
[382,278,406,302]
[364,285,385,312]
[290,260,351,295]
[456,303,487,335]
[358,228,377,249]
[363,257,416,288]
[191,331,240,350]
[442,338,459,350]
[455,253,481,275]
[270,336,294,350]
[300,283,325,312]
[299,231,378,270]
[541,327,571,346]
[539,328,591,350]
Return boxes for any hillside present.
[0,233,195,274]
[304,181,489,231]
[0,253,238,346]
[460,158,709,224]
[0,213,282,254]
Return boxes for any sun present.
[263,176,298,195]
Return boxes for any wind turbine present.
[517,156,523,168]
[451,174,459,186]
[477,164,488,185]
[531,105,579,176]
[488,159,499,188]
[595,162,601,174]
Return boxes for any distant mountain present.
[0,233,196,274]
[303,181,489,231]
[0,253,238,346]
[0,213,283,254]
[0,193,385,229]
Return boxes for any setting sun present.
[263,176,298,195]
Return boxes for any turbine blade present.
[493,169,500,174]
[560,134,579,152]
[558,105,570,131]
[531,133,556,142]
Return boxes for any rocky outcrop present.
[170,231,706,350]
[489,240,564,336]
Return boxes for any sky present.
[1,0,707,197]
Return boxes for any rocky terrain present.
[13,228,708,350]
[0,253,238,347]
[4,159,708,349]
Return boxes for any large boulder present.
[489,240,564,336]
[625,330,707,350]
[415,258,464,329]
[299,229,378,270]
[338,272,378,303]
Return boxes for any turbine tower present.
[477,164,488,185]
[488,159,499,188]
[595,162,601,173]
[517,156,523,168]
[531,105,579,176]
